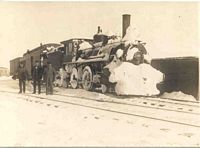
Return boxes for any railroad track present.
[106,93,199,106]
[0,89,199,114]
[0,90,199,128]
[1,89,198,114]
[54,87,199,107]
[53,93,200,115]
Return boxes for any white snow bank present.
[122,26,141,44]
[79,41,92,51]
[46,46,57,53]
[126,47,139,61]
[0,76,12,81]
[143,54,152,64]
[161,91,197,101]
[109,62,164,96]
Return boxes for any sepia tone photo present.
[0,1,199,146]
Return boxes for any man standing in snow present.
[32,60,43,94]
[44,62,57,95]
[17,62,28,93]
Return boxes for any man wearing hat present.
[17,61,28,93]
[44,62,57,95]
[32,60,43,94]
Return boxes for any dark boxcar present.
[151,56,199,100]
[21,43,61,77]
[10,57,22,76]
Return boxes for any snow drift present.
[104,25,164,96]
[161,91,197,101]
[109,62,163,96]
[0,76,12,81]
[122,26,141,44]
[79,41,92,51]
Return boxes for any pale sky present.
[0,2,199,68]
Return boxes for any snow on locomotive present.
[58,26,156,94]
[40,14,164,95]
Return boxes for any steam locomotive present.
[9,14,198,99]
[10,13,159,95]
[39,26,150,93]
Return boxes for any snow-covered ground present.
[161,91,196,102]
[0,76,12,81]
[0,79,199,146]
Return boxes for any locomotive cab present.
[61,38,93,63]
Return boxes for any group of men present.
[17,60,57,95]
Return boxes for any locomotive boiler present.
[59,15,151,93]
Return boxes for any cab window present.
[68,43,73,53]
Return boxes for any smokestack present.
[97,26,101,34]
[122,14,131,38]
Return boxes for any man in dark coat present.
[17,62,28,93]
[32,61,43,94]
[44,62,57,95]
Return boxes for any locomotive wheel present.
[70,67,78,89]
[82,66,93,91]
